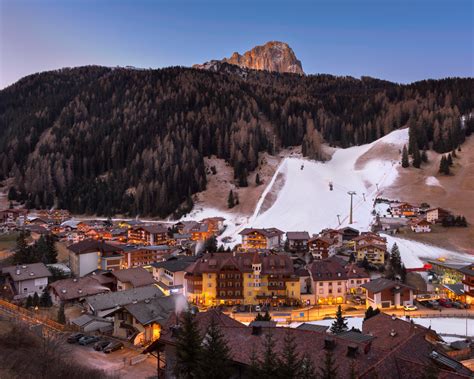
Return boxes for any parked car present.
[67,333,85,344]
[439,299,453,308]
[452,301,466,309]
[255,305,262,312]
[94,340,112,351]
[404,304,418,311]
[426,300,440,309]
[103,341,124,354]
[78,335,100,346]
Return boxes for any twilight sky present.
[1,0,473,88]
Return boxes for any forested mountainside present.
[0,65,473,217]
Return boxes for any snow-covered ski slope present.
[249,128,408,233]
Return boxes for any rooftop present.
[2,262,51,281]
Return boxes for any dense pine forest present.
[0,64,473,217]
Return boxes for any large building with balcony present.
[239,228,284,250]
[127,225,169,245]
[184,251,299,306]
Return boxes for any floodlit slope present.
[249,128,408,234]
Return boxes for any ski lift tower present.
[347,191,356,224]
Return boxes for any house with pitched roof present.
[49,276,110,305]
[2,263,51,299]
[285,231,310,252]
[361,278,414,309]
[308,236,335,259]
[112,267,156,291]
[356,243,386,265]
[239,228,284,250]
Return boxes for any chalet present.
[239,228,283,250]
[68,239,124,277]
[2,263,51,299]
[0,208,28,226]
[36,209,71,224]
[49,276,110,305]
[112,267,156,291]
[127,225,168,245]
[112,294,185,345]
[339,226,359,241]
[361,278,414,309]
[391,202,418,217]
[320,228,344,246]
[352,232,387,248]
[285,231,310,252]
[356,244,386,265]
[308,236,334,260]
[200,217,225,235]
[426,208,451,224]
[84,285,164,318]
[410,219,432,233]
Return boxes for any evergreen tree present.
[260,331,278,378]
[412,149,421,168]
[57,302,66,324]
[13,231,30,264]
[299,352,317,379]
[25,295,33,308]
[197,318,231,379]
[421,149,428,163]
[32,292,40,307]
[401,145,409,168]
[45,234,58,263]
[439,155,450,175]
[330,305,348,334]
[364,306,380,321]
[400,264,407,283]
[390,243,402,272]
[256,173,261,186]
[204,236,218,253]
[349,252,356,263]
[39,290,53,307]
[248,348,262,379]
[279,330,301,378]
[254,310,271,322]
[175,310,202,379]
[227,190,235,209]
[318,349,338,379]
[451,149,457,158]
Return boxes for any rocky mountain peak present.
[194,41,304,75]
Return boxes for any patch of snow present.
[383,234,474,269]
[425,176,442,187]
[291,317,474,337]
[246,128,408,235]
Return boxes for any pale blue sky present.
[1,0,473,88]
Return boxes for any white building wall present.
[79,251,99,277]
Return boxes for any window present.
[337,281,341,285]
[337,288,341,293]
[23,288,28,292]
[220,291,225,297]
[248,274,252,278]
[319,282,323,286]
[356,280,361,284]
[328,289,333,294]
[208,274,212,279]
[208,283,212,288]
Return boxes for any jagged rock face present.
[194,41,304,75]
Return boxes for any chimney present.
[390,329,397,337]
[252,325,262,336]
[324,337,336,350]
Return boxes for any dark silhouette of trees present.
[1,66,472,217]
[330,305,348,334]
[401,145,409,168]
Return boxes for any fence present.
[0,298,68,332]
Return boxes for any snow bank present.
[383,235,474,268]
[292,317,474,336]
[425,176,442,187]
